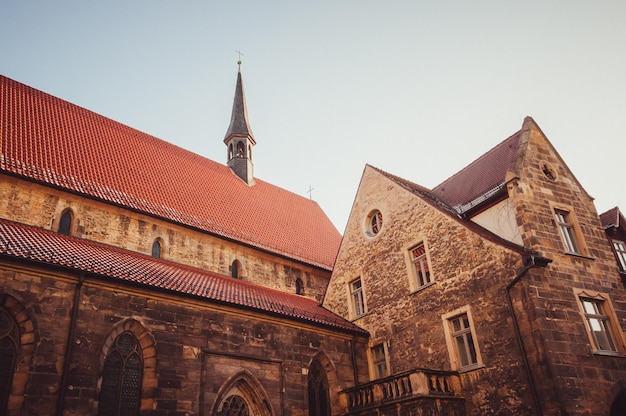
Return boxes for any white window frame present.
[348,277,367,319]
[442,306,483,372]
[404,240,434,292]
[612,240,626,271]
[368,342,389,380]
[574,288,626,355]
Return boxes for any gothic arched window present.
[295,278,304,295]
[231,260,240,279]
[98,332,143,416]
[308,360,330,416]
[59,209,73,236]
[217,395,249,416]
[151,240,162,259]
[236,142,245,157]
[0,308,19,413]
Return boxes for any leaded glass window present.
[0,308,18,413]
[308,360,330,416]
[98,332,143,416]
[217,395,249,416]
[410,243,432,288]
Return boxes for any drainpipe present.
[505,255,551,416]
[56,272,84,416]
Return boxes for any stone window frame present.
[97,319,157,413]
[347,276,367,320]
[442,305,484,372]
[151,238,164,259]
[368,340,389,380]
[550,203,588,256]
[58,208,74,236]
[573,288,626,356]
[364,209,383,238]
[611,239,626,271]
[403,239,435,293]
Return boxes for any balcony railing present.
[341,368,461,411]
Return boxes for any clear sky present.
[2,1,625,232]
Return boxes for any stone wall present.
[0,175,330,301]
[324,166,535,415]
[0,260,368,415]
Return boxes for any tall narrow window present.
[0,308,18,413]
[231,260,241,279]
[308,360,330,416]
[371,343,388,379]
[581,297,617,352]
[295,278,304,295]
[410,243,432,289]
[450,314,478,368]
[554,209,581,254]
[612,240,626,271]
[59,210,72,236]
[151,240,161,259]
[98,332,143,416]
[350,278,366,318]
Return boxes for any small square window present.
[350,278,366,318]
[371,343,388,379]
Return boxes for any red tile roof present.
[432,131,521,212]
[0,218,365,334]
[600,207,622,229]
[0,75,340,270]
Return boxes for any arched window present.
[295,278,304,295]
[217,395,249,416]
[236,142,245,157]
[229,143,234,160]
[98,332,143,416]
[231,260,240,279]
[59,210,73,236]
[0,308,19,413]
[308,360,330,416]
[151,240,162,259]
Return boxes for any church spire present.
[224,60,256,185]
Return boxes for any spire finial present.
[235,50,244,72]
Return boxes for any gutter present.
[505,254,552,416]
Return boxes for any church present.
[2,66,626,416]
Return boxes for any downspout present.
[56,272,84,416]
[505,255,551,416]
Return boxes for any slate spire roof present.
[0,75,340,269]
[223,64,255,144]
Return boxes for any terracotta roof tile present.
[0,75,340,269]
[0,219,365,334]
[432,132,521,211]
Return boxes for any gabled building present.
[0,69,370,416]
[324,117,626,415]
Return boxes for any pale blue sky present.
[2,1,625,232]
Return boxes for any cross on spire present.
[235,50,244,71]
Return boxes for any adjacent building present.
[324,117,626,415]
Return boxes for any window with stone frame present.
[98,331,143,416]
[553,208,584,255]
[0,308,19,413]
[442,307,483,371]
[308,359,331,416]
[575,289,625,355]
[151,239,162,259]
[349,277,366,318]
[612,240,626,271]
[371,343,389,379]
[409,242,432,289]
[59,209,73,236]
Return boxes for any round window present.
[366,210,383,236]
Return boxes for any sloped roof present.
[0,218,365,334]
[600,207,623,229]
[369,164,536,256]
[432,131,521,211]
[224,69,255,143]
[0,75,340,270]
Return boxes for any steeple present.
[224,61,256,185]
